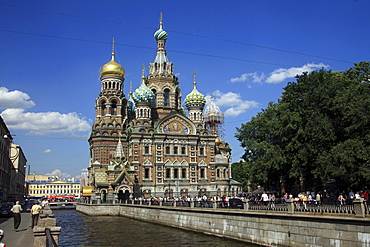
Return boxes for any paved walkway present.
[0,212,34,247]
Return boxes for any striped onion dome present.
[185,75,206,108]
[154,28,168,41]
[132,80,155,104]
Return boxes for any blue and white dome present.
[132,81,155,104]
[185,82,206,108]
[154,28,168,41]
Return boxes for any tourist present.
[289,193,293,200]
[10,201,22,232]
[41,199,49,208]
[308,194,313,204]
[301,193,308,210]
[315,192,321,206]
[0,229,7,247]
[269,194,276,209]
[355,192,361,199]
[260,192,269,209]
[349,190,355,203]
[338,194,345,206]
[30,201,42,228]
[363,190,369,204]
[283,193,288,203]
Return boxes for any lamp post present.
[24,164,31,176]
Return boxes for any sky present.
[0,1,369,180]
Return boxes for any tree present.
[235,62,370,195]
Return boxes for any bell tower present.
[147,13,182,120]
[89,39,128,165]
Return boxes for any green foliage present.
[235,62,370,194]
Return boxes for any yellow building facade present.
[27,180,81,198]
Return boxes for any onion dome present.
[204,96,224,123]
[132,79,155,104]
[185,71,206,108]
[215,137,221,146]
[154,29,168,41]
[100,52,125,77]
[154,13,168,41]
[185,82,206,108]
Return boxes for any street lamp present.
[24,164,31,176]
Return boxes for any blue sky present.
[0,1,369,179]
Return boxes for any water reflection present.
[54,210,257,247]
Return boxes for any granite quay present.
[0,205,61,247]
[77,198,370,247]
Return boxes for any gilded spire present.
[159,12,163,29]
[193,70,197,87]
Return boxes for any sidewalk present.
[0,212,34,247]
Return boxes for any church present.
[86,15,241,202]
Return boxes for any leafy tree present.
[235,62,370,195]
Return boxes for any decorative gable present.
[157,113,196,134]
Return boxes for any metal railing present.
[81,197,369,217]
[45,228,58,247]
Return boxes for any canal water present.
[53,210,258,247]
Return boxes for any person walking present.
[30,201,42,228]
[10,201,22,232]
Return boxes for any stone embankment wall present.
[77,204,370,247]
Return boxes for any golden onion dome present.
[215,137,221,146]
[100,52,125,77]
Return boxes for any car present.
[229,198,244,209]
[0,202,13,217]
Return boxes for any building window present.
[145,168,150,179]
[144,146,149,154]
[164,89,170,107]
[152,89,157,106]
[174,168,179,178]
[111,100,117,115]
[173,146,178,154]
[182,168,187,178]
[181,147,186,155]
[200,168,205,178]
[200,147,204,155]
[166,168,171,178]
[165,146,170,154]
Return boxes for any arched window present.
[101,100,106,115]
[111,100,117,115]
[152,89,157,106]
[175,90,179,109]
[164,89,170,107]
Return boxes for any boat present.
[48,195,77,209]
[49,201,76,210]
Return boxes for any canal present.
[54,210,258,246]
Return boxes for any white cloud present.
[0,87,91,136]
[266,63,329,84]
[1,108,91,135]
[230,72,265,83]
[45,169,71,180]
[208,91,260,117]
[43,149,52,153]
[0,87,35,109]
